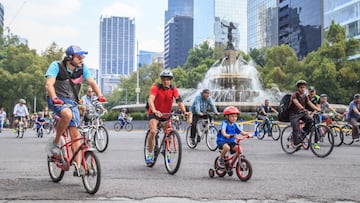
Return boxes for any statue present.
[221,21,237,50]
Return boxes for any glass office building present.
[99,16,135,94]
[278,0,323,59]
[214,0,247,51]
[165,0,193,24]
[0,3,4,29]
[247,0,278,51]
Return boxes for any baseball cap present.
[308,86,316,91]
[65,45,88,56]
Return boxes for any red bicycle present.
[208,135,253,181]
[47,104,101,194]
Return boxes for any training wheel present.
[208,168,215,178]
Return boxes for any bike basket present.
[127,117,133,122]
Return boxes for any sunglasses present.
[74,54,85,59]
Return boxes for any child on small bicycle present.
[216,106,251,168]
[36,112,46,133]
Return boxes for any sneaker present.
[354,138,360,142]
[190,137,196,145]
[313,143,320,150]
[217,157,225,168]
[49,143,62,156]
[146,152,154,163]
[197,136,201,143]
[12,129,16,133]
[73,163,85,177]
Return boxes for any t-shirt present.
[216,120,241,145]
[320,102,330,113]
[289,91,309,117]
[147,84,180,115]
[347,100,360,119]
[257,104,272,115]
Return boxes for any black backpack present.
[278,94,292,122]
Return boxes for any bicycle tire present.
[114,122,121,132]
[185,125,198,149]
[47,156,65,182]
[270,123,281,141]
[82,151,101,194]
[236,158,253,181]
[94,126,109,153]
[341,124,354,145]
[214,156,226,177]
[330,125,343,147]
[309,124,334,158]
[125,123,133,132]
[206,125,218,151]
[256,124,266,140]
[144,130,160,167]
[164,130,182,174]
[280,125,300,154]
[20,124,24,138]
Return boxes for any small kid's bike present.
[47,104,101,194]
[208,134,253,181]
[255,113,281,141]
[144,113,182,175]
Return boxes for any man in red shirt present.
[146,70,188,163]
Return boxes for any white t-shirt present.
[13,104,29,117]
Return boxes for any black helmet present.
[320,93,327,98]
[160,69,173,79]
[296,80,307,87]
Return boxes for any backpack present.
[278,94,292,122]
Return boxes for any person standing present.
[0,107,6,133]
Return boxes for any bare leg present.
[54,108,72,144]
[68,126,81,168]
[147,119,159,152]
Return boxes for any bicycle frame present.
[196,113,216,138]
[157,117,177,154]
[223,136,248,171]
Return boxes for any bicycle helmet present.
[19,99,26,104]
[223,106,240,115]
[65,45,88,56]
[320,93,327,98]
[296,80,307,87]
[160,69,173,79]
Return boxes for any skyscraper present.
[0,3,4,29]
[247,0,278,51]
[165,0,194,24]
[214,0,247,51]
[278,0,323,59]
[99,16,135,94]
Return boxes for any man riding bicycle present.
[347,93,360,142]
[256,99,278,127]
[45,45,106,176]
[81,87,106,125]
[12,99,30,133]
[145,69,189,163]
[189,89,219,144]
[289,80,320,147]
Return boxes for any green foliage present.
[129,112,147,120]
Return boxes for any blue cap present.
[65,45,88,56]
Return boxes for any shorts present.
[218,141,237,153]
[47,97,80,127]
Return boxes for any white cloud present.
[141,40,163,52]
[101,3,140,18]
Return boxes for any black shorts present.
[148,114,168,122]
[218,142,237,153]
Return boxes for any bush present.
[130,112,148,120]
[101,111,118,121]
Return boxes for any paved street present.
[0,123,359,203]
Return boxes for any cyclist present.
[289,80,321,148]
[145,69,189,163]
[45,45,106,176]
[81,87,106,125]
[216,106,251,168]
[189,89,219,144]
[117,108,128,128]
[256,99,278,133]
[306,86,320,112]
[12,99,30,133]
[318,94,342,122]
[347,94,360,142]
[36,111,46,134]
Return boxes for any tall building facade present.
[164,16,193,69]
[99,16,135,94]
[278,0,323,59]
[165,0,194,24]
[214,0,247,51]
[247,0,278,51]
[0,3,4,29]
[324,0,360,39]
[193,0,215,46]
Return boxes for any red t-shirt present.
[147,84,180,114]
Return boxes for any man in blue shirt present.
[189,89,219,144]
[347,94,360,142]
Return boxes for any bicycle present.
[255,113,281,141]
[47,104,101,194]
[280,112,335,158]
[44,117,56,134]
[322,114,343,147]
[185,112,218,151]
[80,103,109,153]
[208,134,252,181]
[171,114,184,133]
[36,119,46,138]
[114,117,133,132]
[341,121,360,145]
[16,115,27,138]
[144,113,182,174]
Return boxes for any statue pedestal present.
[223,50,237,72]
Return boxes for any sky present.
[1,0,167,68]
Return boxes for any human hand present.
[198,112,204,116]
[154,110,162,118]
[53,98,63,105]
[98,96,106,102]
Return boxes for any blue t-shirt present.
[348,100,360,119]
[45,61,91,79]
[216,120,242,145]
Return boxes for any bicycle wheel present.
[236,158,252,181]
[94,126,109,153]
[206,125,218,151]
[144,130,160,167]
[270,123,281,141]
[164,130,182,174]
[82,151,101,194]
[309,125,334,158]
[125,123,133,131]
[256,124,266,140]
[341,124,354,145]
[114,122,121,132]
[280,125,299,154]
[185,125,197,149]
[20,124,25,138]
[214,156,226,177]
[330,125,343,147]
[47,156,65,182]
[39,128,44,138]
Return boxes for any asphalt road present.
[0,122,359,203]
